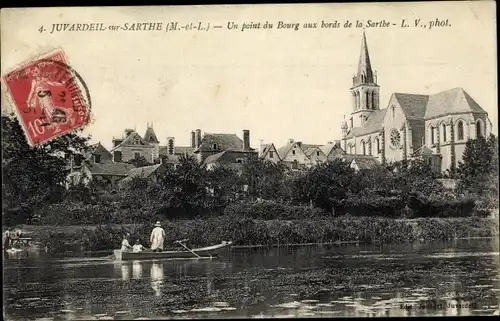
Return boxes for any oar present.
[174,239,201,258]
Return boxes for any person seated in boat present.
[121,233,133,252]
[3,228,13,250]
[132,239,146,253]
[150,221,166,252]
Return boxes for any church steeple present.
[349,31,380,128]
[354,31,376,86]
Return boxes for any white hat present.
[155,221,161,227]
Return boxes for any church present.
[341,32,493,173]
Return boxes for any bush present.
[408,193,477,218]
[334,194,406,218]
[224,200,326,220]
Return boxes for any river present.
[3,239,499,320]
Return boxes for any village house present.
[341,31,493,173]
[273,139,344,170]
[118,163,168,188]
[110,125,159,164]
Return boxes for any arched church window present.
[372,91,376,110]
[375,137,380,154]
[457,121,464,141]
[389,128,401,150]
[350,117,353,128]
[442,123,447,142]
[391,105,396,119]
[368,140,372,155]
[365,91,369,110]
[476,120,483,138]
[430,126,435,144]
[362,141,366,155]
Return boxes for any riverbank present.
[18,216,499,253]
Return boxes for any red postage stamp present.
[1,49,91,146]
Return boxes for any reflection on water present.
[3,239,499,320]
[151,262,164,297]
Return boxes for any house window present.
[292,160,298,169]
[442,123,447,142]
[134,152,141,159]
[431,127,435,144]
[292,150,296,156]
[93,154,101,164]
[316,151,320,156]
[457,121,464,141]
[236,158,243,164]
[269,151,274,158]
[213,143,218,150]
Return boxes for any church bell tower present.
[350,31,380,128]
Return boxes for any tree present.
[127,155,152,168]
[456,135,496,195]
[2,115,90,224]
[241,157,289,201]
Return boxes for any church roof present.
[425,87,486,119]
[144,126,160,144]
[393,93,429,119]
[344,109,387,139]
[353,31,375,87]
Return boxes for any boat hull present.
[114,241,233,261]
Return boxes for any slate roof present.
[424,87,486,119]
[196,133,252,152]
[144,127,160,144]
[344,109,387,139]
[87,162,136,176]
[277,142,295,160]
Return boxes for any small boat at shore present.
[113,241,233,261]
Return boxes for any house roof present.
[111,131,152,151]
[319,141,344,156]
[425,87,486,119]
[303,145,323,157]
[159,145,196,156]
[345,109,387,139]
[204,151,227,164]
[125,164,164,179]
[277,142,295,160]
[84,142,112,160]
[86,162,136,176]
[349,155,379,170]
[196,133,252,152]
[144,127,160,144]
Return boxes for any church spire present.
[353,30,375,87]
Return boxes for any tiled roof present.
[204,151,227,164]
[144,127,160,144]
[84,142,112,161]
[303,145,323,157]
[111,131,152,151]
[345,109,387,139]
[204,150,257,166]
[196,133,251,152]
[393,93,429,119]
[277,142,295,160]
[87,162,136,176]
[425,87,486,119]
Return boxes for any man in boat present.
[132,239,146,253]
[121,233,133,252]
[3,228,14,250]
[150,221,166,252]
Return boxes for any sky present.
[1,2,497,151]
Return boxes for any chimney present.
[327,141,333,145]
[288,138,295,144]
[296,141,302,148]
[124,129,134,137]
[190,131,196,148]
[167,137,175,155]
[195,129,202,148]
[243,130,250,150]
[113,150,122,162]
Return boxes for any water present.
[3,239,499,320]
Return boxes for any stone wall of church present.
[115,146,155,163]
[383,99,408,163]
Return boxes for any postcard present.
[1,1,498,320]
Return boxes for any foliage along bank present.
[32,216,499,253]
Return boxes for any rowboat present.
[113,240,233,261]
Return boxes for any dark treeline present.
[2,116,498,226]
